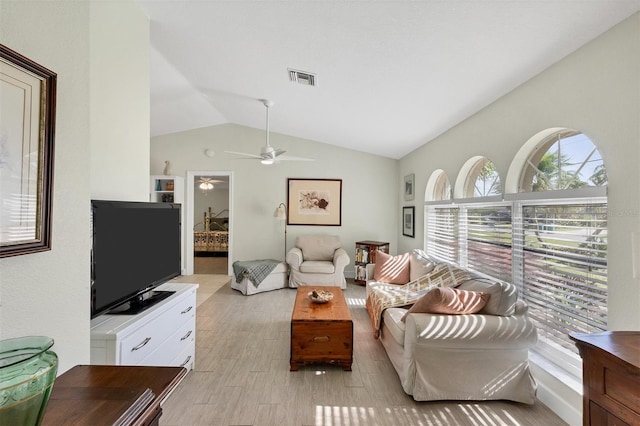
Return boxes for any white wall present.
[0,0,150,374]
[90,1,150,201]
[397,13,640,425]
[151,123,398,266]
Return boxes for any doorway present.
[185,171,233,276]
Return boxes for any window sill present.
[529,350,582,395]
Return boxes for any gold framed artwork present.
[287,178,342,226]
[0,44,57,258]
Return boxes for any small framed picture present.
[404,173,415,201]
[403,206,415,238]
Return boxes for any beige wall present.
[151,123,398,266]
[0,0,149,374]
[399,12,640,330]
[397,13,640,424]
[90,1,150,200]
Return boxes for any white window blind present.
[513,201,608,355]
[426,206,458,264]
[463,206,513,282]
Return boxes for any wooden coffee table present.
[290,286,353,371]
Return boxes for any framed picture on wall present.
[287,178,342,226]
[404,173,415,201]
[403,206,415,238]
[0,45,57,258]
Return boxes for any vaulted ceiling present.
[138,1,640,159]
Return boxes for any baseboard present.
[530,354,582,426]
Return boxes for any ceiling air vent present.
[288,68,316,86]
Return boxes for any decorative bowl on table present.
[308,289,333,304]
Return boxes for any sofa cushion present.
[401,287,490,321]
[299,260,336,274]
[374,251,411,284]
[296,235,341,261]
[409,249,438,281]
[457,278,517,316]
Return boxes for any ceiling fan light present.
[261,158,274,165]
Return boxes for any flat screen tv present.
[91,200,182,319]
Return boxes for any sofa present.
[286,235,350,289]
[365,251,538,404]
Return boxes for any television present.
[91,200,182,319]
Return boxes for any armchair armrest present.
[333,248,350,271]
[286,247,303,270]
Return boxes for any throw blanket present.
[232,259,281,287]
[365,263,473,338]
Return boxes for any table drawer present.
[291,321,352,362]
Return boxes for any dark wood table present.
[42,365,186,426]
[290,286,353,371]
[570,331,640,426]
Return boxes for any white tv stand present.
[90,282,198,370]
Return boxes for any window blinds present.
[514,202,608,354]
[426,206,458,264]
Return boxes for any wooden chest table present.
[290,286,353,371]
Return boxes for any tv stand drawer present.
[90,283,198,369]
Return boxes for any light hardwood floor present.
[162,275,568,426]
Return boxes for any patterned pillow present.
[373,251,411,284]
[401,287,490,321]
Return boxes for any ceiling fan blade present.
[273,149,286,157]
[224,150,262,159]
[276,155,315,161]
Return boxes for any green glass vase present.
[0,336,58,426]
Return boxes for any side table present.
[42,364,186,426]
[569,331,640,425]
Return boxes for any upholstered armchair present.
[286,235,350,289]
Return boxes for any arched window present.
[508,129,608,368]
[520,130,606,192]
[425,169,451,201]
[425,128,608,375]
[424,170,456,263]
[455,156,502,199]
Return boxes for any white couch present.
[365,256,538,404]
[286,235,350,289]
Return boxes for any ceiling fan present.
[197,177,223,192]
[225,99,313,165]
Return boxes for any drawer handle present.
[181,306,193,314]
[131,337,151,351]
[313,336,330,343]
[180,355,192,367]
[180,330,193,341]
